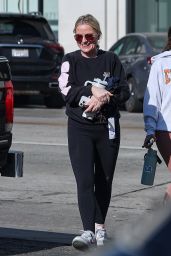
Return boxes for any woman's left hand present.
[142,134,156,149]
[91,86,112,103]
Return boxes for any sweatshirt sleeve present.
[143,62,161,135]
[111,54,130,105]
[58,54,92,106]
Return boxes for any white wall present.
[58,0,126,53]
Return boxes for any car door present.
[119,36,142,71]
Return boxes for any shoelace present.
[80,230,94,241]
[96,229,106,239]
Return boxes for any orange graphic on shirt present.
[164,69,171,84]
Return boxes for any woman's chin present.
[80,46,92,52]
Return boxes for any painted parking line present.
[12,141,68,146]
[12,140,145,150]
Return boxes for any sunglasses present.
[74,33,97,44]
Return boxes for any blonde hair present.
[73,14,102,39]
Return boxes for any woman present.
[143,27,171,201]
[58,14,130,250]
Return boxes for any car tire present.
[125,77,143,113]
[44,93,65,108]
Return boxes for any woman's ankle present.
[95,223,105,231]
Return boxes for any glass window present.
[0,18,54,40]
[134,0,171,32]
[147,35,167,50]
[110,38,126,55]
[44,0,58,39]
[6,0,38,13]
[136,44,146,54]
[113,42,125,55]
[122,37,139,55]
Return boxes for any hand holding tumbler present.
[141,148,162,186]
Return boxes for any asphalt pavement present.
[0,107,170,256]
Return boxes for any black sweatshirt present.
[58,49,130,124]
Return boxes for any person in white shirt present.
[143,27,171,201]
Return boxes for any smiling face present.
[74,24,99,58]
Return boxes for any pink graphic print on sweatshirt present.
[58,61,71,96]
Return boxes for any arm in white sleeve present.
[143,62,161,135]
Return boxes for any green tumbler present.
[141,148,158,186]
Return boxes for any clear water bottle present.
[141,148,161,186]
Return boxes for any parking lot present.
[0,106,170,255]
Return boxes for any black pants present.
[68,118,120,233]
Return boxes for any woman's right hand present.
[84,96,103,113]
[91,86,113,104]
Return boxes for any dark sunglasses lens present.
[74,34,96,44]
[74,34,83,43]
[85,34,95,42]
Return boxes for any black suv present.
[0,57,13,171]
[0,12,65,108]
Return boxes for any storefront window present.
[127,0,171,33]
[44,0,58,39]
[136,0,171,32]
[5,0,38,13]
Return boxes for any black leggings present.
[68,118,120,233]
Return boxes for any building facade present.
[0,0,171,53]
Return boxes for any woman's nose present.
[82,35,87,42]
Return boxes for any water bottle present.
[141,148,161,186]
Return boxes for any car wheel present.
[125,77,143,112]
[44,93,65,108]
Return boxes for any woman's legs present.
[156,131,171,198]
[94,120,120,225]
[68,118,120,232]
[68,119,96,232]
[156,131,171,171]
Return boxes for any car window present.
[0,19,55,40]
[136,44,146,54]
[13,22,40,37]
[122,37,139,55]
[0,22,13,34]
[113,42,124,55]
[109,38,126,55]
[147,35,167,50]
[0,21,40,37]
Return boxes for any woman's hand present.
[142,134,156,149]
[91,86,113,104]
[84,96,103,113]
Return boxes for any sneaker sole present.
[97,240,104,246]
[72,240,89,251]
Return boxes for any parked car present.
[0,12,65,108]
[0,56,13,172]
[109,33,167,112]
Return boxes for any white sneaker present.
[95,228,108,246]
[72,230,96,250]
